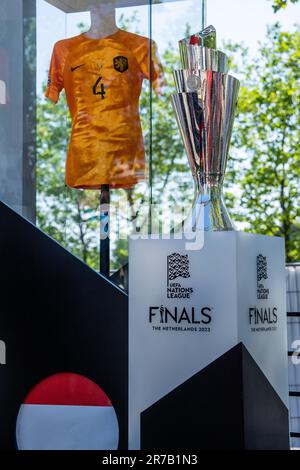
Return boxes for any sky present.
[37,0,300,93]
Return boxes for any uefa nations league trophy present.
[172,25,240,231]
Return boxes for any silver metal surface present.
[179,24,216,49]
[179,44,228,72]
[172,76,240,182]
[172,74,239,231]
[173,69,237,94]
[172,25,240,231]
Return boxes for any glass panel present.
[0,0,36,221]
[35,0,206,281]
[150,0,206,236]
[0,1,206,280]
[37,1,155,276]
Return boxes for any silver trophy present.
[172,25,240,231]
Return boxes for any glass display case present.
[0,0,206,279]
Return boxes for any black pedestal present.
[0,202,128,449]
[141,343,289,450]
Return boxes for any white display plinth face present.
[129,232,288,449]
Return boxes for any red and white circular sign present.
[16,372,119,450]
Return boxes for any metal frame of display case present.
[44,0,198,13]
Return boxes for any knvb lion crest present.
[113,56,128,73]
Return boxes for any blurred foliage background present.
[36,3,300,273]
[271,0,299,13]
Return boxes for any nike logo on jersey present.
[71,64,85,72]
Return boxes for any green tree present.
[228,23,300,261]
[37,92,100,268]
[271,0,299,12]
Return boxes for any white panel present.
[286,268,291,311]
[286,266,300,312]
[296,267,300,312]
[286,265,300,440]
[287,317,300,348]
[287,266,297,293]
[16,404,119,450]
[289,293,299,312]
[237,233,288,407]
[129,232,238,449]
[288,358,300,392]
[290,437,300,449]
[129,231,289,449]
[289,396,300,433]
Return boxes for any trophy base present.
[180,192,235,232]
[129,232,289,449]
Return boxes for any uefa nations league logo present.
[257,254,269,299]
[167,253,193,299]
[148,252,212,332]
[167,253,190,285]
[249,254,277,330]
[257,254,268,283]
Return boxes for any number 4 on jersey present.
[93,76,106,99]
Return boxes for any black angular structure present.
[141,343,289,450]
[0,202,128,449]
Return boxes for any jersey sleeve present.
[45,42,65,104]
[135,39,165,95]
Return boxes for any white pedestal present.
[129,231,289,449]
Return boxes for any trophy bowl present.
[172,26,240,232]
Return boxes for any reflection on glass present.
[149,0,206,221]
[0,0,36,222]
[36,0,206,278]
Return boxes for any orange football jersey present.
[45,29,163,189]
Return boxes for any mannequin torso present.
[84,2,119,40]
